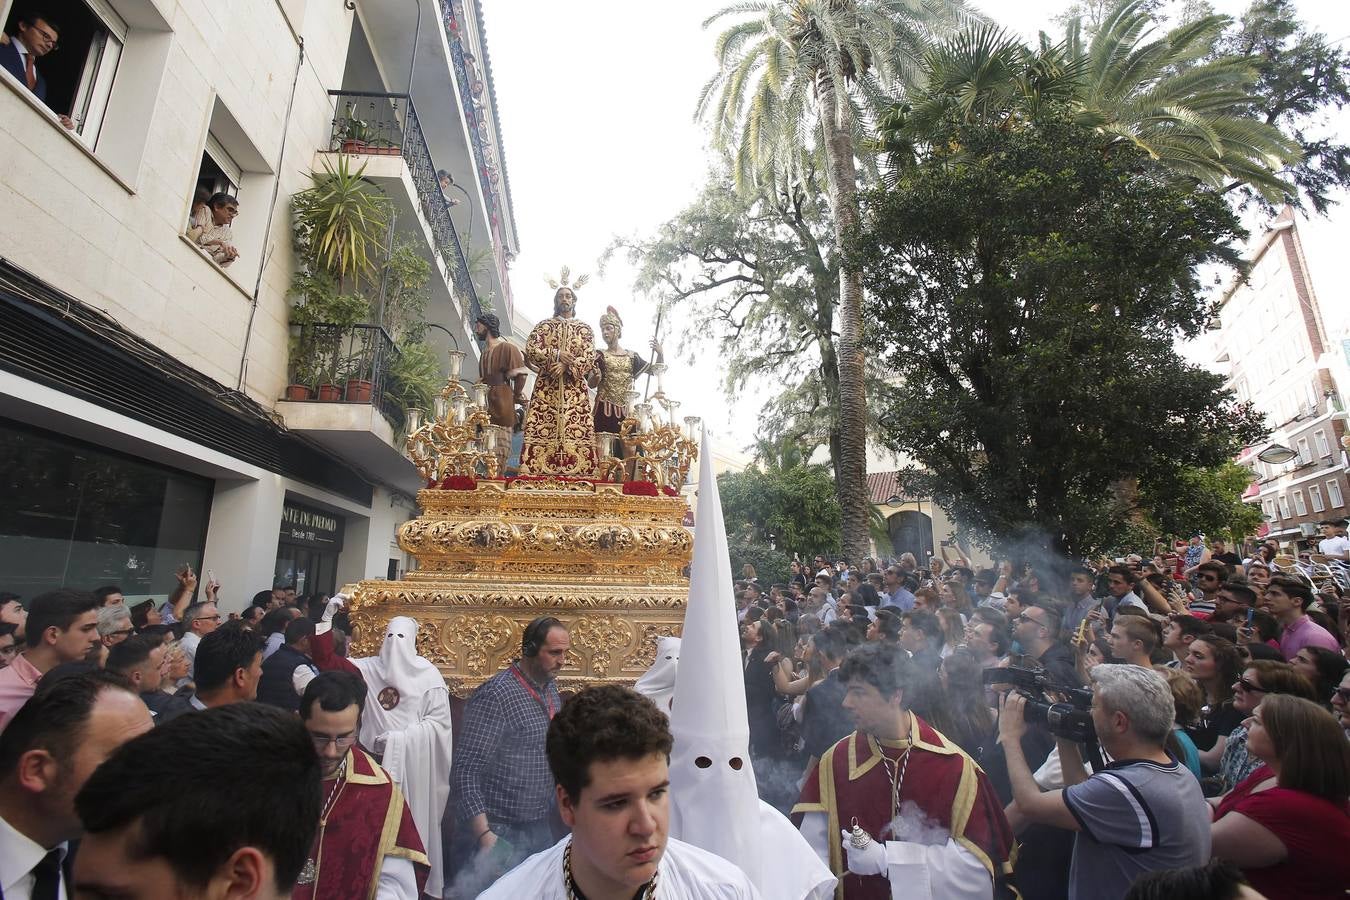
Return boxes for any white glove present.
[322,594,348,624]
[841,829,887,876]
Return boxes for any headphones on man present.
[522,616,562,658]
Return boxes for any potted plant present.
[385,341,443,434]
[334,106,374,154]
[343,353,374,403]
[285,334,320,400]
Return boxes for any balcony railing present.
[286,323,402,425]
[327,90,482,325]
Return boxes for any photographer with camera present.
[999,664,1210,900]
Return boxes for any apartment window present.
[1315,430,1331,458]
[1297,438,1312,465]
[1,1,125,146]
[1263,498,1276,519]
[1293,490,1308,516]
[1278,495,1291,518]
[1329,479,1345,508]
[182,97,274,279]
[1310,484,1325,513]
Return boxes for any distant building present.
[1211,208,1349,547]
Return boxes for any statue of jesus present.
[519,277,599,477]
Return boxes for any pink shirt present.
[0,654,42,732]
[1278,615,1341,661]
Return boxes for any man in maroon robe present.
[294,671,429,900]
[792,643,1014,900]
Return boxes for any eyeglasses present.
[308,732,358,750]
[30,25,59,49]
[192,614,221,624]
[1235,677,1267,694]
[1016,613,1047,629]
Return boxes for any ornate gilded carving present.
[348,478,692,695]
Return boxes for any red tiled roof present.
[867,471,906,505]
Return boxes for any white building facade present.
[1211,208,1349,548]
[0,0,518,607]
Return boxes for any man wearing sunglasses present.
[296,671,429,900]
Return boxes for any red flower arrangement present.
[622,481,660,497]
[440,475,477,491]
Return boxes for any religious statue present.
[589,305,662,436]
[519,269,599,477]
[474,312,528,429]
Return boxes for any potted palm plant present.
[288,155,390,401]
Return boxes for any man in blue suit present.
[1,12,74,128]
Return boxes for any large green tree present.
[877,3,1301,202]
[1220,0,1350,214]
[718,463,842,560]
[698,0,967,560]
[852,116,1266,558]
[608,172,885,477]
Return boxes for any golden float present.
[345,302,698,696]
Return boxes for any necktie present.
[31,848,62,900]
[23,51,36,90]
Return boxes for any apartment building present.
[1212,208,1349,547]
[0,0,518,604]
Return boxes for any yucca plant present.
[292,154,392,291]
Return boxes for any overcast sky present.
[483,0,1350,455]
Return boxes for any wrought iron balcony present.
[327,90,482,325]
[286,323,402,425]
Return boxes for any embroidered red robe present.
[293,747,429,900]
[791,715,1014,900]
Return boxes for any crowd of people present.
[727,533,1350,899]
[0,523,1348,899]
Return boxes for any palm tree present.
[698,0,968,560]
[877,1,1300,200]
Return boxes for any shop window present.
[1,0,125,145]
[0,419,211,598]
[1292,490,1307,517]
[1310,484,1325,513]
[1328,479,1345,508]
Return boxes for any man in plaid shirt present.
[448,616,571,896]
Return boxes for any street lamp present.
[1256,444,1298,465]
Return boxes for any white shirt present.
[1319,535,1350,559]
[479,836,761,900]
[180,631,201,669]
[0,815,67,900]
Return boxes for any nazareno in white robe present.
[351,616,454,899]
[476,836,763,900]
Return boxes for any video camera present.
[983,666,1096,744]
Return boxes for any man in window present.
[1,12,74,128]
[191,192,241,266]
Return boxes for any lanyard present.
[511,664,556,719]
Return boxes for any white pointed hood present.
[668,429,763,886]
[634,636,680,714]
[354,615,446,746]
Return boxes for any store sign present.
[280,501,344,551]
